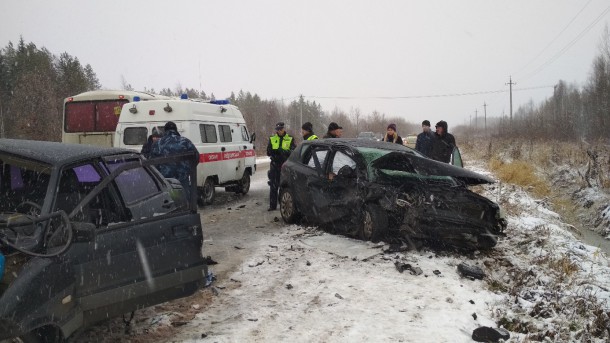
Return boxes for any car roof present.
[309,138,418,152]
[0,139,134,166]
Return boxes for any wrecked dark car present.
[0,139,207,342]
[279,139,506,249]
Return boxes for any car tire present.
[199,177,215,205]
[19,326,63,343]
[279,188,300,224]
[360,204,388,242]
[236,171,251,195]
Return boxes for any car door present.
[74,155,204,324]
[313,148,361,224]
[291,144,330,219]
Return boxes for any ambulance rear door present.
[217,123,241,182]
[196,122,224,185]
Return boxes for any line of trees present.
[0,37,100,141]
[460,28,610,142]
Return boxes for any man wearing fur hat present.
[382,123,403,145]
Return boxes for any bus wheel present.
[199,177,215,205]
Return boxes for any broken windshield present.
[0,155,52,214]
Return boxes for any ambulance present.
[114,96,256,205]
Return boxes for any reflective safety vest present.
[307,134,318,140]
[270,134,293,150]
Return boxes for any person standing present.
[382,123,403,145]
[150,121,200,199]
[267,122,296,211]
[323,122,343,138]
[429,120,456,163]
[141,132,161,159]
[415,120,433,156]
[301,122,318,140]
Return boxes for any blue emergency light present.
[133,96,141,102]
[210,99,230,105]
[180,94,188,99]
[0,252,5,282]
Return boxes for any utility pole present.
[474,109,478,130]
[483,102,487,134]
[299,94,303,132]
[506,76,516,127]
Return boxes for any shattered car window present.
[306,149,329,169]
[331,151,356,174]
[0,155,51,213]
[105,160,160,204]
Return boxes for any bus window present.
[97,101,126,131]
[64,100,127,133]
[123,127,148,145]
[65,102,95,132]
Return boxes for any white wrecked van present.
[114,97,256,205]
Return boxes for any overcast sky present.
[1,0,609,128]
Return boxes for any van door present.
[238,124,256,176]
[196,122,223,185]
[218,123,240,182]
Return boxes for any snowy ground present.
[157,159,610,342]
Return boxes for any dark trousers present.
[268,164,281,209]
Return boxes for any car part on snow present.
[472,326,510,342]
[394,262,423,275]
[457,262,486,280]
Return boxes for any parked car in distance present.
[278,139,506,250]
[403,133,418,149]
[357,132,377,140]
[0,139,207,342]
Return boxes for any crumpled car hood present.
[371,152,495,185]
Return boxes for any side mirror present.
[72,222,96,242]
[337,165,356,178]
[250,132,256,144]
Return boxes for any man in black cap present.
[266,122,296,211]
[429,120,456,163]
[415,120,433,157]
[301,122,318,141]
[323,122,343,138]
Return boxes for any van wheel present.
[236,172,251,195]
[199,177,215,205]
[279,188,300,224]
[360,204,388,242]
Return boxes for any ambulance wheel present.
[199,177,215,205]
[236,172,251,195]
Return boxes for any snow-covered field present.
[160,161,610,342]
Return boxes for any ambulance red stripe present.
[199,149,255,163]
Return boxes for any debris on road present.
[286,284,293,290]
[335,293,344,300]
[204,256,218,265]
[457,262,486,280]
[471,326,510,342]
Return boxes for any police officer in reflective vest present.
[301,122,318,141]
[267,122,296,211]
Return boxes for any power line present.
[513,0,593,77]
[304,85,553,100]
[521,3,610,82]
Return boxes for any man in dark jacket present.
[301,122,318,141]
[267,122,296,211]
[150,121,200,198]
[323,122,343,138]
[141,132,161,159]
[429,120,456,163]
[415,120,433,157]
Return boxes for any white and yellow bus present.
[62,90,170,147]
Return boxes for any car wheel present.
[236,172,251,195]
[360,204,388,242]
[279,188,300,224]
[18,326,63,343]
[199,177,215,205]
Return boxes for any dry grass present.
[489,158,550,198]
